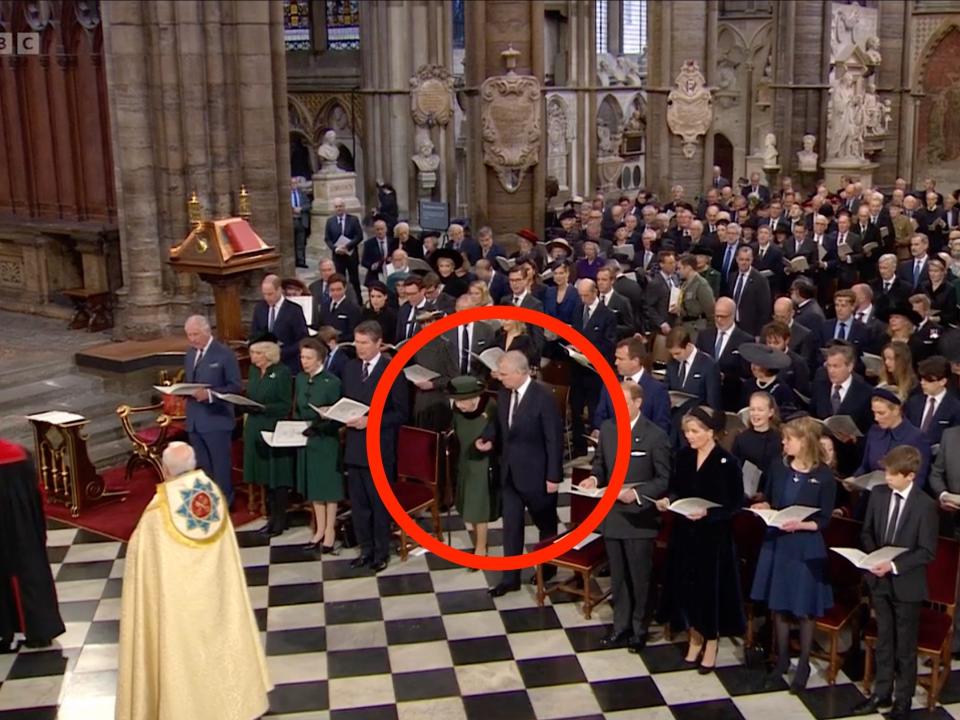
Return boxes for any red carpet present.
[43,466,261,542]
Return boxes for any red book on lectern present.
[222,220,264,254]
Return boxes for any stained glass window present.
[622,1,647,56]
[326,0,360,50]
[283,0,311,52]
[595,0,608,54]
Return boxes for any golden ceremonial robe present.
[116,471,272,720]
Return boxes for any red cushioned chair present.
[394,426,443,560]
[532,466,610,619]
[115,372,188,483]
[813,517,866,684]
[732,510,766,647]
[863,535,960,709]
[540,359,571,388]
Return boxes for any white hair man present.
[323,196,363,298]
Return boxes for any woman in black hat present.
[360,281,397,346]
[656,406,745,674]
[430,247,469,299]
[447,376,500,564]
[739,343,797,414]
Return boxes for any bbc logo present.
[0,33,40,56]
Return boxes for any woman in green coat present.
[448,376,500,564]
[243,337,294,537]
[294,337,343,553]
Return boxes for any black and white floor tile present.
[4,480,960,719]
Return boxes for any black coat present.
[904,392,960,447]
[360,306,398,347]
[592,415,671,539]
[250,299,309,375]
[751,243,785,297]
[324,213,363,255]
[695,325,752,411]
[572,302,618,366]
[811,374,874,433]
[666,350,722,409]
[601,291,635,338]
[318,297,362,342]
[444,321,497,378]
[870,277,912,318]
[795,300,826,339]
[789,321,818,372]
[341,355,408,476]
[725,269,771,337]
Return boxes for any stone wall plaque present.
[666,60,713,159]
[480,47,542,193]
[410,65,455,128]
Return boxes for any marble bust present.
[762,133,779,168]
[797,134,818,172]
[412,134,440,173]
[317,130,341,172]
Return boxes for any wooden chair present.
[732,511,766,647]
[863,535,960,709]
[540,381,573,461]
[115,371,188,483]
[393,425,443,560]
[540,359,572,387]
[813,517,865,684]
[650,333,670,379]
[531,466,610,618]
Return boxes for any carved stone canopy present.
[480,48,542,194]
[666,60,713,159]
[410,65,455,128]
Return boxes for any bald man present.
[324,196,364,298]
[250,274,309,374]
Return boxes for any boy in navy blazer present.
[906,356,960,447]
[182,315,242,504]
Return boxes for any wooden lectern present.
[27,411,128,517]
[168,218,280,343]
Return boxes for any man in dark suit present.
[475,259,509,304]
[666,327,722,410]
[570,279,618,457]
[773,297,817,372]
[896,233,931,291]
[447,222,481,264]
[741,172,771,204]
[360,219,397,286]
[596,266,635,338]
[834,212,863,289]
[478,351,564,596]
[726,245,771,338]
[250,274,309,375]
[710,165,730,190]
[324,197,364,300]
[340,321,409,573]
[612,260,647,333]
[811,343,874,432]
[581,380,671,652]
[445,295,497,378]
[930,426,960,539]
[695,298,752,411]
[310,258,359,307]
[819,289,871,354]
[499,265,545,358]
[905,356,960,448]
[395,276,430,343]
[183,315,242,505]
[751,225,785,297]
[852,446,937,720]
[647,251,678,336]
[316,326,349,379]
[317,274,362,341]
[790,278,826,339]
[592,337,671,434]
[872,254,912,319]
[291,177,309,268]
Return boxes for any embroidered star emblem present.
[176,478,221,534]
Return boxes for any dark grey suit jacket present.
[592,415,671,539]
[929,426,960,498]
[444,321,497,378]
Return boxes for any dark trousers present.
[501,473,557,586]
[347,465,391,563]
[294,223,307,266]
[871,589,921,704]
[570,372,601,454]
[334,251,362,302]
[188,430,234,504]
[605,536,654,638]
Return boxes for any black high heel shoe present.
[321,544,337,554]
[683,644,706,666]
[789,662,810,694]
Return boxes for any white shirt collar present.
[685,347,698,364]
[628,369,645,383]
[630,413,641,430]
[364,353,382,370]
[198,336,213,355]
[515,375,532,402]
[928,388,947,405]
[835,374,853,399]
[587,298,600,314]
[602,290,614,303]
[271,297,284,313]
[893,482,914,502]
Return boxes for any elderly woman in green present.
[294,337,344,553]
[243,334,294,538]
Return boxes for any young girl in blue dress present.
[750,416,836,692]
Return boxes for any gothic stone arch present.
[914,23,960,185]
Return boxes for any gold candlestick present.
[238,185,251,221]
[187,191,202,229]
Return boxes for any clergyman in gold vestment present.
[116,442,272,720]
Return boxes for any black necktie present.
[678,360,687,387]
[361,361,370,382]
[508,390,519,427]
[582,305,591,326]
[884,493,903,545]
[831,384,842,414]
[837,322,846,340]
[461,325,471,374]
[194,347,204,370]
[734,274,745,305]
[406,312,416,339]
[921,396,937,434]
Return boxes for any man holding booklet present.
[849,446,937,719]
[578,380,670,652]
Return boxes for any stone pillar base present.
[820,159,878,193]
[309,171,365,255]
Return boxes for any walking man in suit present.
[478,351,564,596]
[324,197,364,300]
[250,274,309,375]
[580,381,671,652]
[570,279,617,457]
[182,315,243,505]
[340,321,409,573]
[852,446,937,720]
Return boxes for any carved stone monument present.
[412,127,440,195]
[762,133,779,169]
[822,43,877,190]
[410,65,455,128]
[480,46,542,193]
[596,122,624,192]
[310,129,363,254]
[797,134,819,173]
[546,97,572,194]
[666,60,713,159]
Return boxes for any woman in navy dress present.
[543,261,581,325]
[657,406,745,673]
[750,416,836,692]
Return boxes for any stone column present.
[101,0,291,339]
[465,0,545,235]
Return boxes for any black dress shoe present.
[488,582,521,597]
[350,556,372,569]
[627,635,648,653]
[257,524,274,536]
[303,541,320,551]
[850,695,892,716]
[321,544,337,554]
[370,559,388,573]
[23,637,53,649]
[295,262,309,269]
[599,631,632,649]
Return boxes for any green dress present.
[452,398,501,523]
[294,370,344,502]
[243,363,294,489]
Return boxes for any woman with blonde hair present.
[468,280,493,307]
[878,342,917,401]
[750,416,835,692]
[657,406,744,674]
[731,392,782,501]
[494,318,536,366]
[243,335,294,537]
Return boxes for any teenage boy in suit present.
[852,445,938,720]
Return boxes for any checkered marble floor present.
[6,484,960,719]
